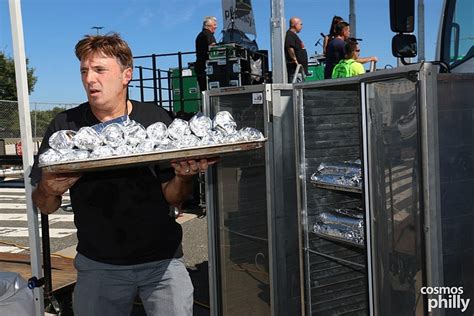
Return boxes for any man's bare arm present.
[162,158,218,207]
[287,47,298,63]
[32,172,81,214]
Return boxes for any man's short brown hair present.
[344,40,359,59]
[75,33,133,69]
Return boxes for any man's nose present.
[83,70,96,84]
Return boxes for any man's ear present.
[123,67,132,84]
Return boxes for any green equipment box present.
[209,43,247,60]
[170,68,201,113]
[305,64,324,81]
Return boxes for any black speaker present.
[390,0,415,33]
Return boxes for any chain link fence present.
[0,100,78,155]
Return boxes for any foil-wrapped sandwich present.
[189,112,212,137]
[167,118,192,141]
[313,208,365,245]
[102,123,126,148]
[39,110,265,166]
[213,111,237,135]
[146,122,168,142]
[311,160,362,189]
[49,130,76,151]
[73,127,103,150]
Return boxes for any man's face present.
[343,26,351,40]
[208,21,217,33]
[80,53,131,111]
[355,44,361,58]
[294,19,303,33]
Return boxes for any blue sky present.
[1,0,443,105]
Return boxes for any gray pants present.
[73,253,193,316]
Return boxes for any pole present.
[417,0,425,61]
[349,0,356,38]
[91,26,104,35]
[270,0,287,83]
[8,0,44,315]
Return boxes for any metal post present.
[167,70,173,112]
[8,0,44,314]
[157,69,163,108]
[349,0,356,38]
[138,66,144,103]
[270,0,287,83]
[178,52,184,113]
[152,54,158,104]
[417,0,425,61]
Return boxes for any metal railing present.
[130,51,199,114]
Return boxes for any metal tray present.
[40,139,266,173]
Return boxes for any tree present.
[0,51,38,101]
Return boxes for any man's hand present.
[39,172,81,197]
[171,157,219,178]
[164,157,219,207]
[33,172,81,214]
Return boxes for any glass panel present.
[300,85,368,315]
[437,75,474,315]
[448,0,474,65]
[209,93,270,315]
[366,78,425,315]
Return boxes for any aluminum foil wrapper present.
[48,130,76,151]
[62,149,90,162]
[114,144,135,156]
[176,134,200,148]
[317,161,361,176]
[213,111,237,135]
[335,207,364,219]
[313,210,365,245]
[222,132,242,143]
[238,127,264,141]
[90,146,115,158]
[317,211,364,230]
[199,130,221,146]
[146,122,168,141]
[313,222,365,246]
[39,148,62,165]
[167,118,191,141]
[124,121,147,147]
[156,138,178,151]
[73,127,102,150]
[135,139,156,153]
[101,123,125,148]
[189,113,212,137]
[310,173,362,188]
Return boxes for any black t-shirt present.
[324,37,346,79]
[195,29,216,68]
[284,30,308,74]
[30,100,183,265]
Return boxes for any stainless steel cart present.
[203,84,301,316]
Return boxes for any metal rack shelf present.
[311,231,365,249]
[310,181,362,194]
[305,247,366,269]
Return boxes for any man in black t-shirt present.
[324,21,350,79]
[195,16,217,91]
[285,17,308,83]
[30,33,217,316]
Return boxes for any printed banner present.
[221,0,256,35]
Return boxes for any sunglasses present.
[356,49,361,52]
